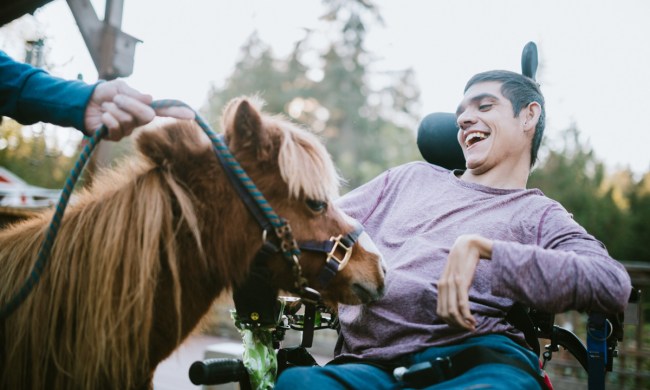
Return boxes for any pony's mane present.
[0,122,208,389]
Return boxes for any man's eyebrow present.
[455,93,499,116]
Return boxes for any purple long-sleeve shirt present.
[334,161,631,361]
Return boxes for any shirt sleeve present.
[490,203,632,314]
[1,50,96,130]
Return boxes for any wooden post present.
[66,0,141,180]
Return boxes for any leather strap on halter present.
[299,222,364,288]
[213,134,309,296]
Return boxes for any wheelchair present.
[188,42,640,390]
[188,293,639,390]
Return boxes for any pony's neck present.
[146,165,264,367]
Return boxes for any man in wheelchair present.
[274,69,632,389]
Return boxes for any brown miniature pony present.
[0,97,385,390]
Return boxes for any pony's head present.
[219,96,386,305]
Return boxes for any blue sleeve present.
[0,50,97,131]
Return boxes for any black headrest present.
[417,112,465,170]
[416,41,539,171]
[521,41,538,80]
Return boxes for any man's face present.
[455,81,530,174]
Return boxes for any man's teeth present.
[465,132,488,147]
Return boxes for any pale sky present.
[3,0,650,176]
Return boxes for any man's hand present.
[436,234,493,331]
[83,79,194,141]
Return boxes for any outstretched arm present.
[1,50,193,141]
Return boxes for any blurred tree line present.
[1,0,649,263]
[201,0,422,190]
[529,126,650,262]
[0,119,77,188]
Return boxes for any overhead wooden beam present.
[66,0,142,176]
[66,0,141,80]
[0,0,54,27]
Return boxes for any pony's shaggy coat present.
[0,98,384,389]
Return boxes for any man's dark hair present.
[464,70,546,167]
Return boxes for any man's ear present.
[522,101,542,133]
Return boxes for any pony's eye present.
[306,199,327,213]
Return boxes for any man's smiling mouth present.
[465,132,490,148]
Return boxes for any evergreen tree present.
[529,126,632,261]
[627,173,650,262]
[202,0,421,191]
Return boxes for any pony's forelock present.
[274,117,341,201]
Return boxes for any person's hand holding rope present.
[84,79,195,141]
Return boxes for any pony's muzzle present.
[352,280,385,303]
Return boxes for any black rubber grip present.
[188,358,248,385]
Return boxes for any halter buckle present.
[326,234,353,271]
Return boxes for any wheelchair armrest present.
[526,308,589,371]
[549,325,589,372]
[531,309,626,377]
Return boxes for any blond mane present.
[0,124,208,389]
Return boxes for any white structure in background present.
[0,167,60,208]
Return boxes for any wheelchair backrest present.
[416,112,464,170]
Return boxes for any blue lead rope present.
[0,123,107,320]
[0,100,299,320]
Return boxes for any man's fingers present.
[113,94,156,125]
[437,272,476,331]
[440,276,461,328]
[446,282,466,329]
[101,112,122,141]
[457,285,476,330]
[102,102,136,127]
[114,94,195,121]
[113,80,153,105]
[154,106,195,120]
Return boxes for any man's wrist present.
[466,234,493,259]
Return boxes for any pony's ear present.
[136,120,210,168]
[222,97,272,161]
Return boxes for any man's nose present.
[456,109,477,130]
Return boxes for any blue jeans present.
[275,334,543,389]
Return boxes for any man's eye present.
[306,199,327,213]
[479,104,492,111]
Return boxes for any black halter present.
[299,222,364,288]
[214,135,365,325]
